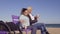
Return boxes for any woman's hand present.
[35,14,40,19]
[23,25,27,29]
[24,26,27,29]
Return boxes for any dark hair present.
[21,8,27,14]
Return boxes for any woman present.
[27,7,49,34]
[19,8,37,34]
[19,8,30,28]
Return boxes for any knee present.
[40,23,45,26]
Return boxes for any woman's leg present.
[27,26,37,34]
[32,23,49,34]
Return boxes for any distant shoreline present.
[45,24,60,28]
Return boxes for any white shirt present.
[29,14,35,20]
[19,15,30,27]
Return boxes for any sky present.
[0,0,60,24]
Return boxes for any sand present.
[46,27,60,34]
[2,27,60,34]
[22,27,60,34]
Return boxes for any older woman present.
[27,7,49,34]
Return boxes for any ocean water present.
[45,24,60,28]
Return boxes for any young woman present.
[19,8,37,34]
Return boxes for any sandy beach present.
[22,27,60,34]
[46,27,60,34]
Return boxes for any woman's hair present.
[21,8,27,14]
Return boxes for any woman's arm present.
[19,15,28,29]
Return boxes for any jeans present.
[19,25,37,34]
[32,23,48,34]
[27,26,37,34]
[19,23,48,34]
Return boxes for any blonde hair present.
[27,6,32,10]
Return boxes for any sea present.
[45,24,60,28]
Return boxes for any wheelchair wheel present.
[0,21,11,34]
